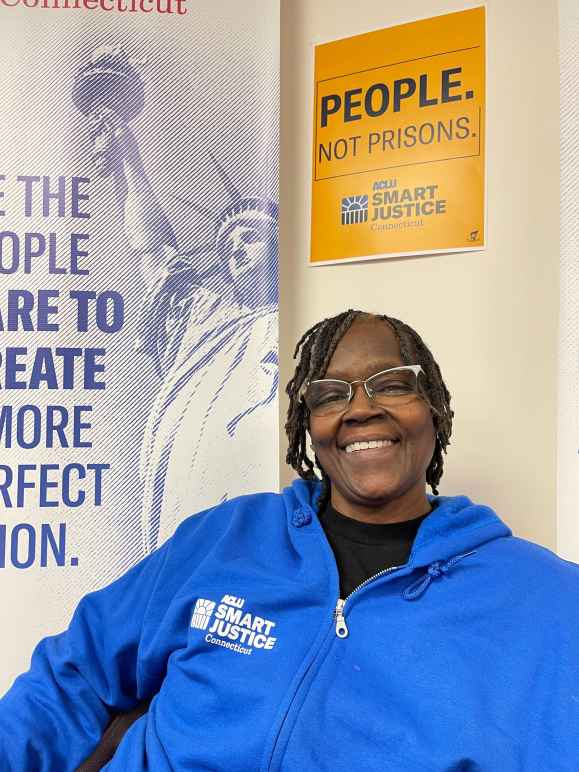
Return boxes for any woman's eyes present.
[317,390,347,404]
[373,379,413,393]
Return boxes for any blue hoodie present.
[0,481,578,771]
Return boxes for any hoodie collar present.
[283,479,511,569]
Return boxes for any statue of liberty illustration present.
[74,45,279,553]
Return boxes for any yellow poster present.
[310,7,485,264]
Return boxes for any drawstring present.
[403,550,477,601]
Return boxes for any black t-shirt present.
[318,502,430,598]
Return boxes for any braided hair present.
[285,310,453,511]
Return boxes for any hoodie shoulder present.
[477,532,579,620]
[498,534,579,578]
[174,490,286,536]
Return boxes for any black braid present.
[284,310,453,511]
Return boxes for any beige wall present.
[279,0,560,547]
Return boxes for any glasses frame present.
[301,364,425,416]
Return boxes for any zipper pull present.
[334,599,349,638]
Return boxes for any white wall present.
[279,0,560,547]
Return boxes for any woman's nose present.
[343,382,383,420]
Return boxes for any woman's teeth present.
[345,439,396,454]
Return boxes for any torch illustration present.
[73,44,146,176]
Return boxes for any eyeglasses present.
[302,365,425,417]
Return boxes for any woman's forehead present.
[324,317,404,379]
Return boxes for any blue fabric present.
[1,480,578,771]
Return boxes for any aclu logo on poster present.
[341,195,368,225]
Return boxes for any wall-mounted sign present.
[310,6,486,265]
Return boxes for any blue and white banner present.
[0,0,279,691]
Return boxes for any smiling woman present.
[285,310,453,519]
[308,316,437,523]
[1,309,578,771]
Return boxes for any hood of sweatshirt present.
[283,478,512,571]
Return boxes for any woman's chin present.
[334,476,427,519]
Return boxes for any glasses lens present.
[367,368,420,405]
[304,381,350,415]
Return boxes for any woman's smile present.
[343,438,399,454]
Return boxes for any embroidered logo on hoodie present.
[191,594,277,656]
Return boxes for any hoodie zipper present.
[266,563,409,770]
[265,508,418,772]
[333,564,403,637]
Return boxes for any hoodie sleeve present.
[0,539,171,772]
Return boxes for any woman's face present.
[309,316,436,522]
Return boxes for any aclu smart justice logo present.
[191,594,277,656]
[341,195,368,225]
[341,179,447,230]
